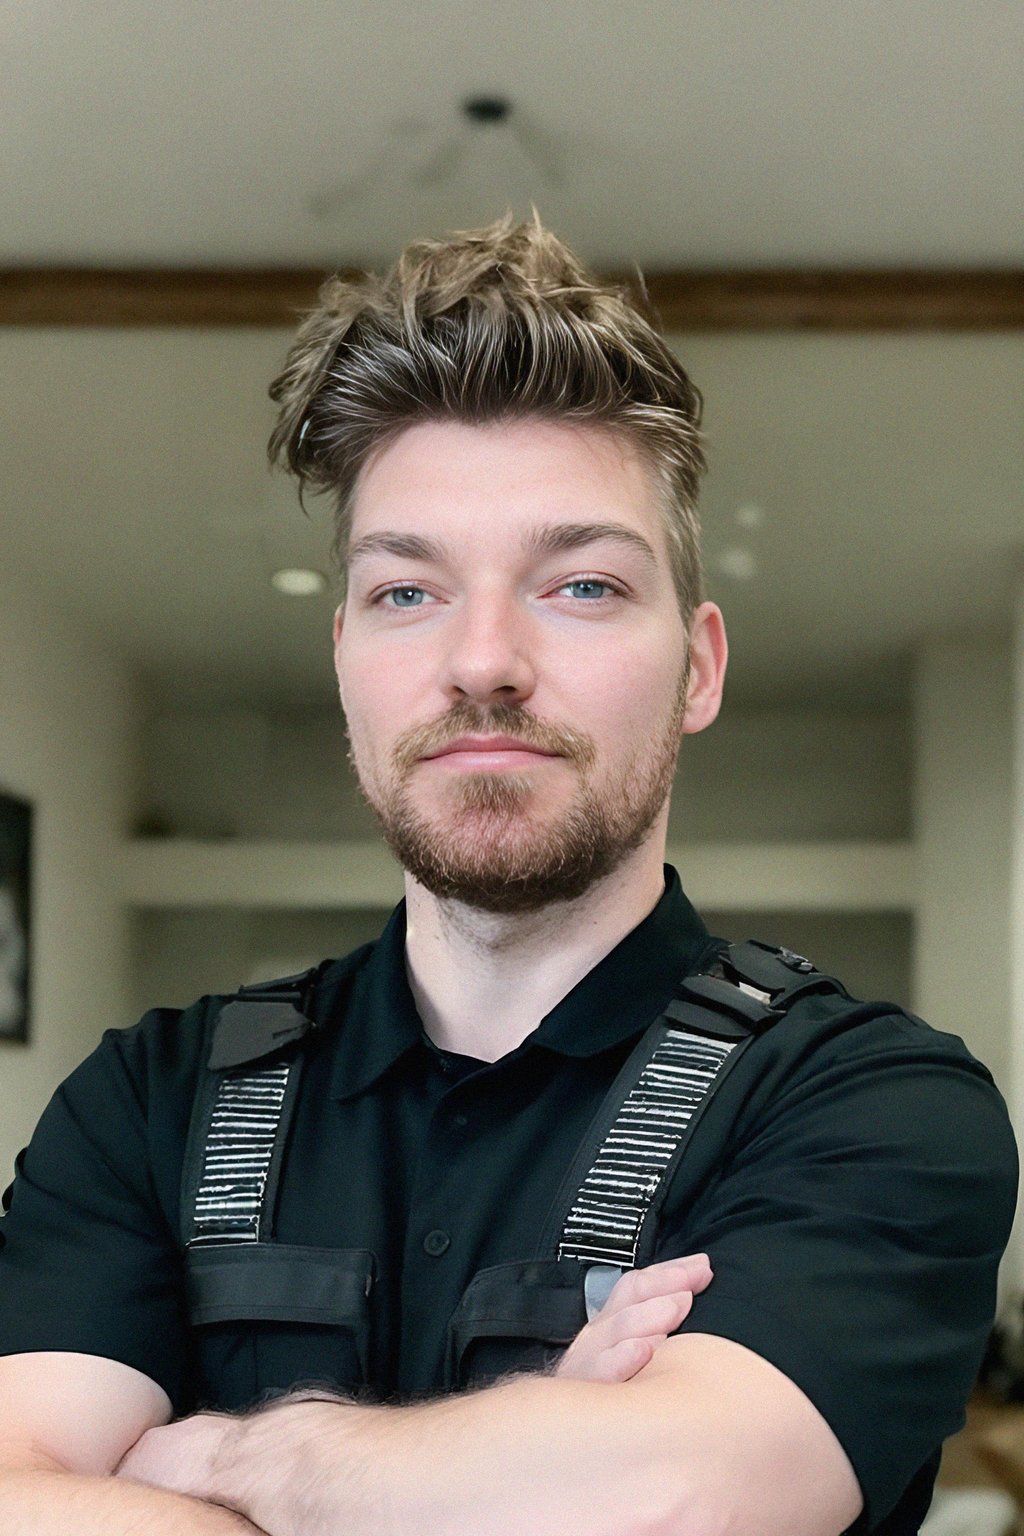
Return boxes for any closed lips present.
[424,737,560,758]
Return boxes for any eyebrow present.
[347,521,658,571]
[524,521,658,570]
[347,531,446,565]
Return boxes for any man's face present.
[334,418,720,913]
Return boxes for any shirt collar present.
[323,866,716,1102]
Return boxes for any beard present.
[348,668,689,915]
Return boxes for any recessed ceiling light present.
[735,503,765,529]
[271,567,328,597]
[716,547,757,582]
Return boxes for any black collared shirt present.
[272,865,720,1400]
[0,867,1016,1534]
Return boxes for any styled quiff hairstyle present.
[268,212,706,618]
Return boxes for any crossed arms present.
[0,1253,862,1536]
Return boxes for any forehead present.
[348,418,667,553]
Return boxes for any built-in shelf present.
[117,839,917,913]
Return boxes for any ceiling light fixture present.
[716,547,758,582]
[462,94,512,125]
[271,567,328,597]
[310,92,568,217]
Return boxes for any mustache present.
[392,702,596,773]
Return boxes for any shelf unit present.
[117,838,917,913]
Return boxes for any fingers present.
[554,1253,714,1387]
[591,1336,658,1384]
[601,1288,695,1347]
[598,1253,712,1322]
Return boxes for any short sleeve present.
[0,1008,201,1415]
[655,1008,1018,1531]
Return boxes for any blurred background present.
[1,0,1022,1326]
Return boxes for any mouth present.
[421,735,563,768]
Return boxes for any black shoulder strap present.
[177,940,847,1272]
[179,965,323,1249]
[546,940,848,1303]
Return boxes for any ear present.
[332,604,346,705]
[681,601,728,736]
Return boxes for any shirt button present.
[423,1229,451,1257]
[452,1112,469,1129]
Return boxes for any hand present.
[554,1252,713,1385]
[115,1410,238,1502]
[114,1396,363,1533]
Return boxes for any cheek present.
[337,638,387,718]
[579,642,684,740]
[337,641,424,773]
[336,657,376,760]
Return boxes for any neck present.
[402,832,669,1061]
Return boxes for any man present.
[0,214,1016,1535]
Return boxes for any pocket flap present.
[185,1244,375,1327]
[447,1259,587,1385]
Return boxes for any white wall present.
[1006,585,1024,1293]
[138,706,370,840]
[129,699,915,1017]
[138,700,912,844]
[913,636,1013,1095]
[129,905,392,1016]
[672,702,911,842]
[0,565,137,1186]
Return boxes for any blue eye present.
[563,580,610,600]
[386,586,426,607]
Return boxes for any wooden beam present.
[639,269,1024,331]
[0,268,353,328]
[1,265,1021,330]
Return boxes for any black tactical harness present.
[179,940,848,1392]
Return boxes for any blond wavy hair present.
[268,212,706,617]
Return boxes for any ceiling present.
[1,2,1022,713]
[3,1,1022,268]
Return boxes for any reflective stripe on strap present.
[557,1025,739,1266]
[188,1060,292,1247]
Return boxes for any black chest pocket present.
[185,1243,376,1411]
[445,1259,588,1391]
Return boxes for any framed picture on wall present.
[0,790,32,1045]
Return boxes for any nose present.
[439,588,537,706]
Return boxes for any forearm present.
[0,1455,265,1536]
[207,1374,681,1536]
